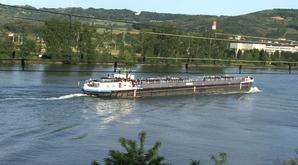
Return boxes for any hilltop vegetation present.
[1,5,298,39]
[0,4,297,66]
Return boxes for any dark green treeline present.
[0,18,297,66]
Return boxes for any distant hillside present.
[218,9,298,40]
[137,9,298,40]
[0,4,298,40]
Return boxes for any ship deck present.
[138,78,242,89]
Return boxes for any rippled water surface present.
[0,64,298,165]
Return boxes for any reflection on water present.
[84,98,136,124]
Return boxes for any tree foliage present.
[20,39,36,58]
[282,152,298,165]
[75,23,97,62]
[43,18,73,59]
[190,160,201,165]
[90,132,298,165]
[0,36,14,58]
[92,131,168,165]
[210,152,228,165]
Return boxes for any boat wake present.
[246,87,261,94]
[0,93,88,102]
[42,93,88,101]
[221,86,261,95]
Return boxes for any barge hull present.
[87,83,252,98]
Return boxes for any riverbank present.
[1,58,297,71]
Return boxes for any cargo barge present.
[81,72,254,98]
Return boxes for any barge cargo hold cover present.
[81,73,254,98]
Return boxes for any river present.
[0,64,297,165]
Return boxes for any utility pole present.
[208,35,212,59]
[186,39,190,72]
[121,31,126,58]
[142,32,145,63]
[122,31,126,46]
[68,14,72,62]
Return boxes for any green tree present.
[258,49,268,65]
[281,51,298,63]
[94,28,113,62]
[210,152,228,165]
[92,131,168,165]
[271,51,281,66]
[247,49,260,61]
[236,50,242,59]
[118,48,137,68]
[91,160,100,165]
[190,160,201,165]
[281,152,298,165]
[0,36,14,58]
[20,39,36,58]
[282,158,298,165]
[271,51,281,61]
[76,23,97,62]
[43,18,74,60]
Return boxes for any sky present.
[0,0,297,16]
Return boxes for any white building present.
[230,43,298,54]
[265,45,298,53]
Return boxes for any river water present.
[0,64,297,165]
